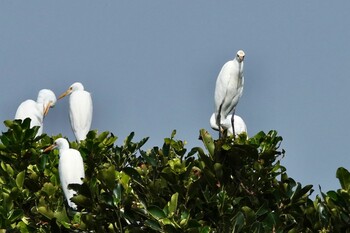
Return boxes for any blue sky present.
[1,1,350,195]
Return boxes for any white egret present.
[214,50,245,137]
[44,138,85,209]
[58,82,93,141]
[210,113,247,137]
[15,89,57,136]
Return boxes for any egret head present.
[37,89,57,116]
[70,82,84,91]
[236,50,245,63]
[58,82,84,100]
[44,138,70,152]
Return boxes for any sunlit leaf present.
[15,171,25,189]
[199,129,215,157]
[42,182,57,196]
[37,205,54,220]
[336,167,350,191]
[167,192,178,217]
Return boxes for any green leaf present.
[180,210,190,227]
[167,192,179,217]
[213,163,223,179]
[42,182,57,196]
[232,212,245,232]
[8,209,24,223]
[2,162,14,176]
[15,171,25,189]
[124,132,135,145]
[97,131,110,142]
[113,183,122,206]
[148,205,167,219]
[123,167,142,185]
[38,206,54,220]
[71,194,91,209]
[171,130,177,139]
[40,154,48,171]
[242,206,256,224]
[145,219,162,231]
[200,226,211,233]
[98,165,116,191]
[3,120,14,128]
[53,208,70,226]
[199,129,215,157]
[262,212,279,230]
[140,150,157,167]
[336,167,350,191]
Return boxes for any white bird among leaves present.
[59,82,93,141]
[214,50,245,138]
[210,113,247,137]
[15,89,57,136]
[44,138,85,209]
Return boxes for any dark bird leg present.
[217,105,223,138]
[231,110,236,138]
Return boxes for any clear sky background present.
[1,1,349,195]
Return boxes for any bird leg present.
[217,117,222,138]
[217,105,223,138]
[231,110,236,138]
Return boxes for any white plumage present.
[210,113,247,137]
[59,82,93,141]
[214,50,245,137]
[15,89,56,136]
[44,138,85,209]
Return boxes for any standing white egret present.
[210,113,247,137]
[44,138,85,209]
[15,89,57,136]
[214,50,245,137]
[58,82,93,141]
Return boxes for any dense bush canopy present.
[0,119,350,232]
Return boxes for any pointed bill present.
[58,89,72,100]
[43,102,52,116]
[43,143,56,153]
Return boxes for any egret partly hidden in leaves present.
[210,113,247,137]
[214,50,245,138]
[59,82,93,141]
[44,138,85,210]
[15,89,57,136]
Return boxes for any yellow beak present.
[43,143,56,153]
[58,89,72,100]
[43,102,52,117]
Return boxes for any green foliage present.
[0,119,349,232]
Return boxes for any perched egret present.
[210,113,247,137]
[15,89,57,136]
[214,50,245,137]
[44,138,85,209]
[59,82,93,141]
